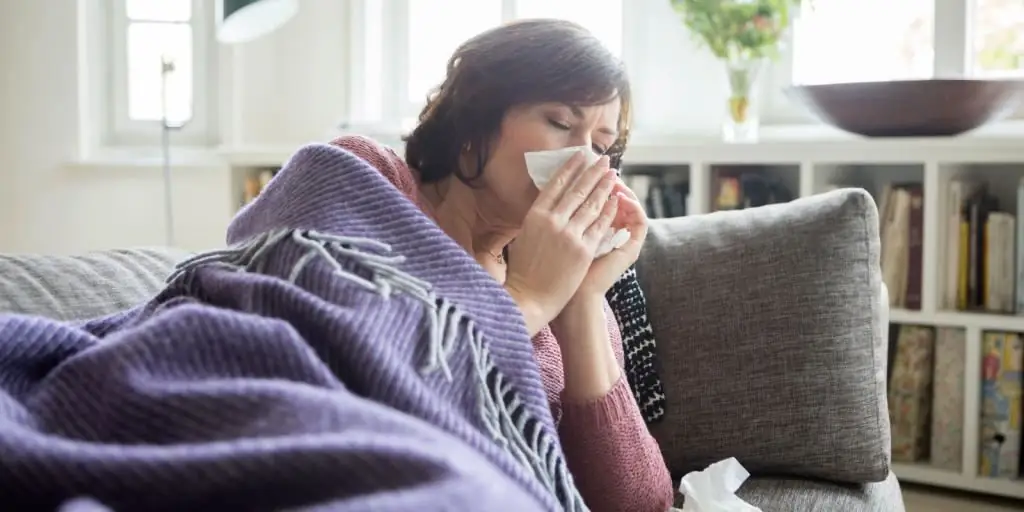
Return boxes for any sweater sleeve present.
[556,303,674,512]
[329,135,419,199]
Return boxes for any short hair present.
[403,18,632,185]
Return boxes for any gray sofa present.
[0,188,904,511]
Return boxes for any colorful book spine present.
[1016,180,1024,314]
[979,332,1023,477]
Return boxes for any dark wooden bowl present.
[784,79,1024,137]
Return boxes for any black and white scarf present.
[606,265,666,423]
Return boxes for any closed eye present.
[547,119,571,130]
[547,118,608,154]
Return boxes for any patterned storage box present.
[931,328,966,471]
[979,332,1023,478]
[889,325,936,462]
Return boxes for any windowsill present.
[624,120,1024,165]
[69,119,1024,170]
[68,145,229,171]
[630,118,1024,145]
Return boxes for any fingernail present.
[598,155,610,166]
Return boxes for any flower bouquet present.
[670,0,803,142]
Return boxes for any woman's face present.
[475,99,622,224]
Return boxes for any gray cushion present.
[637,189,890,484]
[740,472,904,512]
[673,471,904,511]
[0,248,188,320]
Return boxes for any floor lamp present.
[160,57,181,247]
[159,0,298,246]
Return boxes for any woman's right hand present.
[504,152,620,336]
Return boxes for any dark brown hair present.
[403,18,632,184]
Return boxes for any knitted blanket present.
[0,144,585,511]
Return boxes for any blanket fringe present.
[167,229,587,511]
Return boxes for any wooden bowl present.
[784,79,1024,137]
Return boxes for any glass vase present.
[722,57,766,144]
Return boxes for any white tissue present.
[523,146,630,257]
[524,145,600,188]
[678,458,761,512]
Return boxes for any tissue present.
[678,458,761,512]
[523,146,629,257]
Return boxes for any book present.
[889,324,936,462]
[979,332,1023,477]
[930,327,966,471]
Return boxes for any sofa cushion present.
[671,471,904,511]
[637,188,890,484]
[0,248,188,320]
[740,471,903,512]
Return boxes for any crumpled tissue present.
[677,457,762,512]
[523,146,630,258]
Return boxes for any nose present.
[568,134,592,151]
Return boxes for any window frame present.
[352,0,626,125]
[763,0,1022,123]
[105,0,217,147]
[344,0,1021,136]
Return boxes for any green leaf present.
[669,0,802,61]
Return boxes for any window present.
[357,0,624,126]
[792,0,1024,84]
[768,0,1024,122]
[108,0,214,146]
[406,0,502,105]
[513,0,623,57]
[973,0,1024,76]
[791,0,934,85]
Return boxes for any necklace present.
[488,249,505,265]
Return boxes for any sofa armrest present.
[636,189,890,485]
[0,247,189,320]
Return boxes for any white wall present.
[0,0,792,255]
[228,1,350,147]
[0,0,227,254]
[0,0,351,255]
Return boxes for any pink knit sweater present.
[330,135,673,512]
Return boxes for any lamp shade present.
[217,0,299,44]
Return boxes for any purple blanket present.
[0,145,587,511]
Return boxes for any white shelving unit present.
[223,133,1024,500]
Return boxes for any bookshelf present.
[225,135,1024,499]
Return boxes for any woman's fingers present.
[552,155,611,219]
[567,169,617,233]
[611,178,638,202]
[614,192,649,249]
[584,193,620,242]
[532,151,587,211]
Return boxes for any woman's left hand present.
[572,179,649,299]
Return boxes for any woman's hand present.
[572,182,649,300]
[504,152,620,336]
[549,182,646,397]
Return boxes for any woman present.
[332,19,674,511]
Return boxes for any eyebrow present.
[569,105,618,137]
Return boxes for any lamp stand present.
[159,55,183,247]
